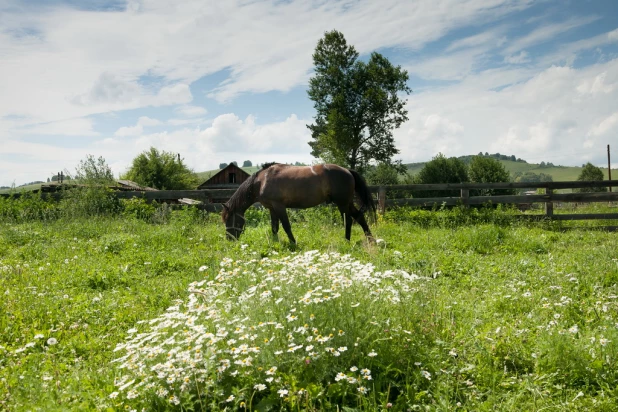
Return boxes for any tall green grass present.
[1,199,618,411]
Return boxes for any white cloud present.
[446,29,507,52]
[137,116,162,127]
[396,58,618,167]
[114,116,162,137]
[18,117,98,136]
[503,16,600,55]
[176,105,208,117]
[0,0,536,123]
[197,113,310,154]
[587,112,618,137]
[608,28,618,42]
[504,51,530,64]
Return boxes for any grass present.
[1,204,618,411]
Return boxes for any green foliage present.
[242,160,252,167]
[57,186,123,218]
[513,171,554,183]
[413,153,469,197]
[121,198,157,222]
[0,191,58,222]
[74,154,115,185]
[366,162,411,198]
[122,147,198,190]
[307,30,411,172]
[468,156,515,196]
[577,162,608,193]
[3,209,618,411]
[365,162,401,186]
[219,163,228,169]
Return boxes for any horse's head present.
[222,204,245,241]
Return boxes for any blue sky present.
[1,0,617,186]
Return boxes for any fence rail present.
[3,180,618,221]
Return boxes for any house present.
[197,163,250,188]
[197,163,251,203]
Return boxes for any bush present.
[0,191,58,223]
[468,156,514,196]
[122,147,199,190]
[577,163,607,193]
[413,153,469,198]
[57,187,122,218]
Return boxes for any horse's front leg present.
[269,209,280,241]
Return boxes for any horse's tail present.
[349,169,377,223]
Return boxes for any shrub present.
[413,154,469,198]
[577,163,607,193]
[468,156,515,196]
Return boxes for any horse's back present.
[257,164,354,208]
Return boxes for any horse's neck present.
[233,182,258,213]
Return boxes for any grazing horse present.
[221,163,376,243]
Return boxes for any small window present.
[229,173,236,183]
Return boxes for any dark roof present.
[198,163,250,187]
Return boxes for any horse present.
[221,163,376,244]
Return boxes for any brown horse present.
[221,163,376,243]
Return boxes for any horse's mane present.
[225,173,258,215]
[261,162,279,170]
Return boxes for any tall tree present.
[122,148,198,190]
[307,30,411,172]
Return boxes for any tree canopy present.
[413,154,469,198]
[577,162,607,192]
[307,30,411,172]
[468,156,514,196]
[122,148,198,190]
[75,155,115,185]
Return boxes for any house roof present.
[198,163,250,187]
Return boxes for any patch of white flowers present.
[110,250,427,407]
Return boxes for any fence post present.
[378,186,386,214]
[460,188,469,208]
[544,187,553,218]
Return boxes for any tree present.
[577,162,607,193]
[307,30,411,172]
[75,155,115,185]
[242,160,252,167]
[413,153,469,198]
[122,147,198,190]
[219,163,228,169]
[468,156,514,196]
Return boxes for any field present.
[2,202,618,411]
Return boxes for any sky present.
[1,0,617,187]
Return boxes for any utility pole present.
[609,144,612,193]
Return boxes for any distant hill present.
[405,155,617,182]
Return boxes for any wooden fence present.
[3,181,618,222]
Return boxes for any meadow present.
[1,194,618,411]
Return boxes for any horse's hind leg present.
[349,205,373,239]
[274,206,296,244]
